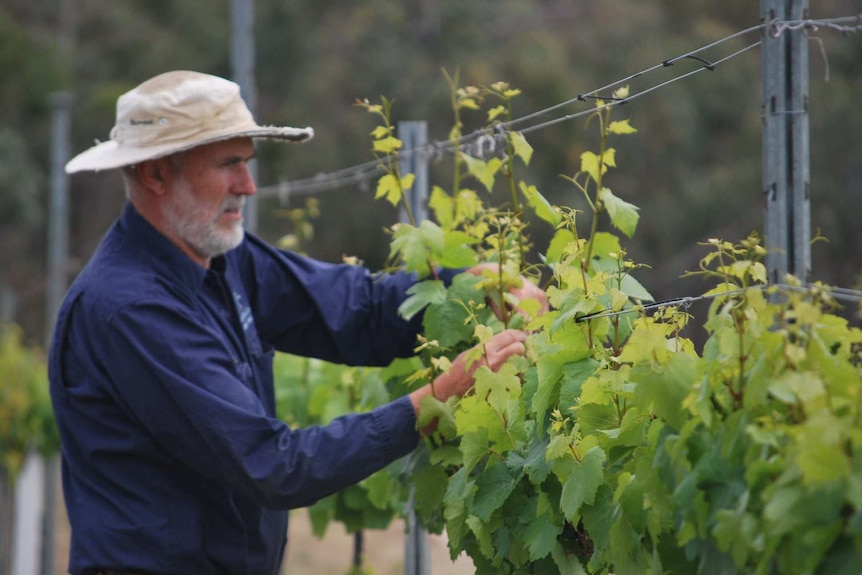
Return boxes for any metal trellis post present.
[398,121,431,575]
[39,90,74,575]
[787,0,811,282]
[761,0,811,284]
[398,122,429,224]
[231,0,259,234]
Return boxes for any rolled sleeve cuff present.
[371,395,420,461]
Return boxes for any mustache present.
[222,196,246,212]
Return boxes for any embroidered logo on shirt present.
[232,292,255,333]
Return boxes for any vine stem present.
[496,227,511,328]
[583,108,608,267]
[444,69,465,203]
[500,106,526,272]
[487,447,506,462]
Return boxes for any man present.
[49,70,544,575]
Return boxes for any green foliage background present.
[0,325,57,478]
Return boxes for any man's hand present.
[466,262,549,323]
[409,329,527,430]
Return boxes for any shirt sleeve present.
[234,235,461,366]
[91,297,420,509]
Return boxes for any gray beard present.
[163,179,245,258]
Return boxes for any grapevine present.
[277,78,862,575]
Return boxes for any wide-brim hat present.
[66,70,314,173]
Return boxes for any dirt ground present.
[53,497,475,575]
[282,511,475,575]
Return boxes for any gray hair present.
[120,154,186,202]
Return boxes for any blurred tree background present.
[1,0,860,347]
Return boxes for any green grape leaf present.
[424,301,470,348]
[608,515,650,575]
[466,515,495,558]
[438,229,480,268]
[413,462,449,519]
[364,469,394,510]
[796,413,852,484]
[535,347,589,430]
[608,119,638,134]
[713,509,759,567]
[429,445,462,468]
[508,436,551,484]
[372,135,403,154]
[423,274,482,348]
[510,131,534,165]
[589,231,622,260]
[580,151,603,184]
[619,273,654,302]
[633,353,696,431]
[560,446,606,522]
[616,471,647,534]
[460,426,492,473]
[429,185,454,227]
[552,542,589,574]
[473,462,521,521]
[462,154,503,192]
[582,485,614,569]
[559,358,599,415]
[616,317,673,365]
[417,395,456,438]
[455,189,483,222]
[443,467,476,553]
[547,433,572,461]
[370,125,392,139]
[549,294,598,334]
[390,220,444,276]
[398,279,447,321]
[307,496,336,538]
[545,228,575,264]
[487,105,507,123]
[375,173,402,206]
[473,362,522,414]
[460,97,480,111]
[527,515,563,561]
[576,405,619,438]
[520,181,560,225]
[600,406,649,447]
[597,187,639,238]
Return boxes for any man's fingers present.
[493,328,527,344]
[484,329,527,371]
[512,284,549,319]
[488,341,525,369]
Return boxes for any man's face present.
[162,138,256,262]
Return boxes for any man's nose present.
[236,161,257,196]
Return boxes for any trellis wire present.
[574,283,862,323]
[257,16,856,201]
[255,14,862,323]
[257,22,765,199]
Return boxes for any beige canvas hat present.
[65,70,314,173]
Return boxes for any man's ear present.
[137,158,174,196]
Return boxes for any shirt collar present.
[118,202,209,292]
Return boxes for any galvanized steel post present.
[398,121,431,575]
[761,0,810,284]
[41,90,74,575]
[232,0,259,234]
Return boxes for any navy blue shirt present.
[49,203,447,575]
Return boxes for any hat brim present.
[65,125,314,174]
